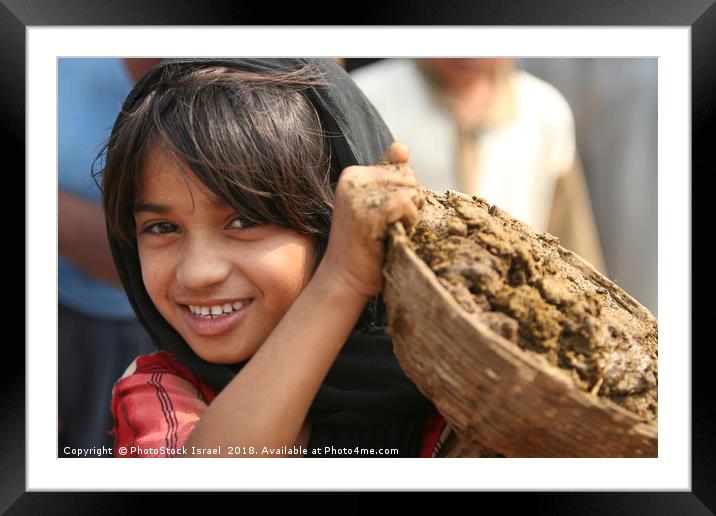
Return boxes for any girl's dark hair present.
[95,63,340,269]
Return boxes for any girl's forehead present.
[137,145,226,211]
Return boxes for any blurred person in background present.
[518,59,657,315]
[58,58,160,456]
[351,58,606,274]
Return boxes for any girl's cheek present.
[138,251,169,302]
[258,246,314,307]
[267,263,306,302]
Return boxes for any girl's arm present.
[184,258,367,456]
[184,143,423,456]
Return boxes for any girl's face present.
[135,145,316,364]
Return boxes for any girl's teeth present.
[188,300,250,317]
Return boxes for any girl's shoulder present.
[115,350,218,404]
[111,350,217,457]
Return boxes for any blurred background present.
[345,58,657,317]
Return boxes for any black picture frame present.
[6,1,708,513]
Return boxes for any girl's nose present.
[176,242,233,291]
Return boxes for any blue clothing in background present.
[58,58,135,319]
[58,58,155,456]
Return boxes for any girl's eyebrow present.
[134,198,230,215]
[134,203,169,214]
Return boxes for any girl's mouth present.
[180,300,253,337]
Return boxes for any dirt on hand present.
[406,189,658,423]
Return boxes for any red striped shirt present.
[110,351,446,457]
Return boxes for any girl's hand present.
[320,142,425,299]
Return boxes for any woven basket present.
[383,190,657,458]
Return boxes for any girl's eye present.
[138,218,258,237]
[143,222,178,236]
[227,217,258,230]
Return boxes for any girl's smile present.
[179,299,253,337]
[135,145,316,364]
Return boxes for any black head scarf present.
[106,58,434,457]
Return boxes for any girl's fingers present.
[411,188,426,210]
[385,175,418,188]
[378,142,409,165]
[383,190,421,231]
[346,166,417,188]
[376,160,417,184]
[399,200,420,232]
[378,162,415,181]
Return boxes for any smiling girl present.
[99,58,446,458]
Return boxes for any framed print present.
[6,0,709,512]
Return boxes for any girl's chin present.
[189,344,253,365]
[184,336,258,365]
